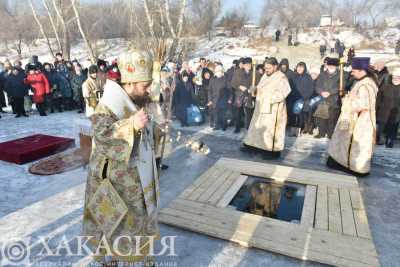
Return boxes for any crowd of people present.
[158,53,399,150]
[0,49,399,152]
[0,52,120,119]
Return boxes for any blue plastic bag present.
[187,104,203,125]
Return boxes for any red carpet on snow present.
[0,134,75,165]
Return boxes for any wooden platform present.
[160,158,380,267]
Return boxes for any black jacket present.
[315,70,340,107]
[4,72,28,98]
[377,78,400,126]
[208,75,232,109]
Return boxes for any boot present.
[385,138,394,148]
[376,134,385,145]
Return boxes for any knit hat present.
[88,65,98,74]
[118,51,153,84]
[351,57,370,71]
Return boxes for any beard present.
[131,93,151,108]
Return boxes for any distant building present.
[241,21,262,37]
[320,15,345,27]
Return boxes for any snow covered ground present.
[0,109,399,267]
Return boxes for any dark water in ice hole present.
[229,176,306,223]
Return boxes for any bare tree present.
[42,0,63,53]
[51,0,72,59]
[189,0,221,39]
[262,0,321,30]
[218,7,249,37]
[29,0,55,57]
[71,0,96,63]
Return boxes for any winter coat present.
[376,79,400,126]
[0,72,7,107]
[97,71,107,91]
[208,75,232,109]
[70,73,87,103]
[328,76,378,174]
[82,77,101,118]
[4,72,28,98]
[294,72,314,100]
[244,71,291,152]
[231,69,253,107]
[24,72,50,104]
[315,70,340,108]
[172,80,195,124]
[57,72,72,98]
[375,67,390,90]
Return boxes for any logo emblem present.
[126,64,135,73]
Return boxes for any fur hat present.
[242,57,252,65]
[118,51,153,84]
[326,58,339,66]
[392,67,400,77]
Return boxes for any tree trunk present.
[42,0,62,53]
[29,0,55,57]
[143,0,156,39]
[167,0,187,59]
[71,0,96,63]
[51,0,70,59]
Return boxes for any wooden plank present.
[186,166,226,200]
[166,198,377,256]
[216,174,248,208]
[315,185,328,230]
[197,170,234,203]
[353,210,372,239]
[301,185,317,229]
[309,230,380,267]
[207,171,241,205]
[160,200,379,267]
[180,165,219,198]
[350,189,365,210]
[171,197,300,230]
[339,188,357,237]
[328,187,342,234]
[349,189,372,239]
[217,158,359,189]
[161,206,307,247]
[161,213,376,267]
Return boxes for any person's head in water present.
[264,57,279,76]
[284,186,297,200]
[118,51,153,102]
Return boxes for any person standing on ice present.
[24,65,50,116]
[327,57,378,176]
[83,50,163,266]
[376,68,400,148]
[242,57,291,159]
[82,65,101,118]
